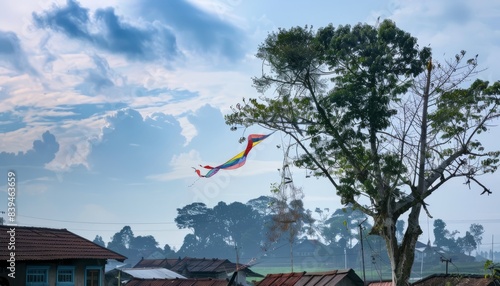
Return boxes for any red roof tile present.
[124,278,228,286]
[0,225,126,261]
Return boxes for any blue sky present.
[1,0,500,253]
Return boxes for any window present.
[85,267,101,286]
[26,266,49,286]
[57,266,74,286]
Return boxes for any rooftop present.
[124,278,228,286]
[109,267,186,279]
[135,257,262,277]
[412,273,498,286]
[0,225,126,261]
[256,269,364,286]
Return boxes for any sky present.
[1,0,500,258]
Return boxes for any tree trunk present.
[381,204,423,286]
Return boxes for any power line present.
[440,218,500,224]
[18,214,178,225]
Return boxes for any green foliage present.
[227,20,433,209]
[321,205,369,248]
[175,201,265,258]
[484,260,500,279]
[107,226,164,264]
[469,223,484,246]
[226,18,500,285]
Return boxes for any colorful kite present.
[194,133,274,178]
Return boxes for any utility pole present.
[358,218,367,285]
[234,243,240,284]
[344,248,347,269]
[440,257,451,274]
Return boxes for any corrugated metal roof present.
[0,225,126,261]
[135,259,178,268]
[120,268,186,279]
[367,282,393,286]
[124,278,228,286]
[258,272,304,286]
[137,258,236,274]
[412,274,498,286]
[256,269,364,286]
[134,257,263,278]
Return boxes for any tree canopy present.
[225,19,500,285]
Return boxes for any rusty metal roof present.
[171,258,231,273]
[412,274,498,286]
[124,278,228,286]
[367,281,393,286]
[256,269,364,286]
[135,259,180,268]
[136,258,235,274]
[0,225,126,261]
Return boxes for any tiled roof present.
[256,269,364,286]
[124,278,228,286]
[0,225,126,261]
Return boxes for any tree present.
[163,244,176,257]
[108,226,135,256]
[456,231,477,256]
[130,235,161,256]
[322,206,369,249]
[225,20,500,285]
[246,195,277,216]
[469,223,484,252]
[433,219,459,251]
[93,235,105,247]
[175,202,215,244]
[175,201,267,259]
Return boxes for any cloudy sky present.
[1,0,500,254]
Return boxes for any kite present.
[194,132,274,178]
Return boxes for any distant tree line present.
[94,196,486,267]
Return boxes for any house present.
[105,267,186,286]
[412,273,499,286]
[414,240,431,263]
[0,225,126,286]
[255,269,364,286]
[134,257,263,283]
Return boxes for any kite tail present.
[193,166,220,178]
[194,132,275,178]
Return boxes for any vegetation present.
[99,196,493,281]
[224,19,500,285]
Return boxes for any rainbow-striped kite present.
[194,133,273,178]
